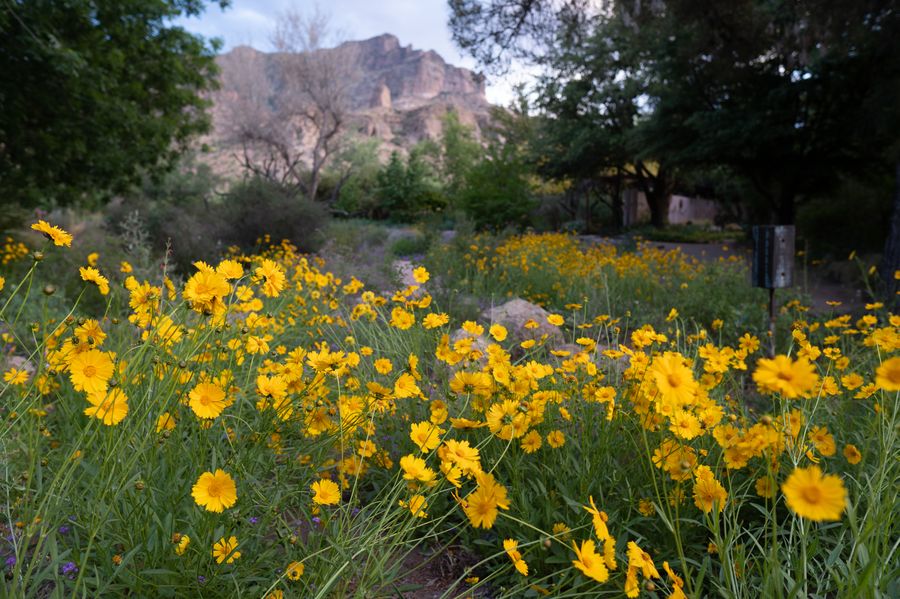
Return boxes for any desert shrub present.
[318,219,397,292]
[145,197,228,273]
[110,175,328,274]
[323,219,391,256]
[219,177,328,253]
[389,232,432,258]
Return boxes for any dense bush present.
[797,174,893,259]
[325,138,382,217]
[329,110,540,230]
[373,151,445,222]
[220,178,328,253]
[457,144,534,230]
[106,161,224,272]
[110,174,328,273]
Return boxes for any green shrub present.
[323,219,391,256]
[109,176,329,274]
[374,151,445,222]
[634,224,745,244]
[458,144,535,230]
[219,178,329,253]
[797,174,893,259]
[327,138,381,217]
[389,233,432,257]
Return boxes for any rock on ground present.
[482,298,565,346]
[393,259,419,288]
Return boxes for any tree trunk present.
[640,165,671,229]
[308,170,320,203]
[775,188,796,224]
[330,169,353,205]
[879,161,900,304]
[647,189,670,228]
[584,185,593,233]
[610,172,623,232]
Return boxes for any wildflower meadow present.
[0,222,897,598]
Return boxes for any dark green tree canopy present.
[448,0,595,72]
[450,0,900,225]
[633,0,900,223]
[0,0,228,206]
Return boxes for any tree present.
[448,0,597,73]
[375,152,408,220]
[438,109,482,207]
[221,5,355,202]
[632,0,900,225]
[0,0,227,206]
[459,142,534,230]
[451,2,678,228]
[375,149,444,222]
[327,136,381,215]
[532,17,675,229]
[450,0,900,226]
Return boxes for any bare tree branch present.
[216,4,356,202]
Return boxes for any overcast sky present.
[174,0,530,105]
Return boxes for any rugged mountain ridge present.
[334,33,487,111]
[208,33,494,172]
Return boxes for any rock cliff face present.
[209,33,493,172]
[337,34,487,111]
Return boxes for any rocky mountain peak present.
[207,34,495,175]
[335,33,487,111]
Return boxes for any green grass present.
[633,224,745,244]
[1,225,896,598]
